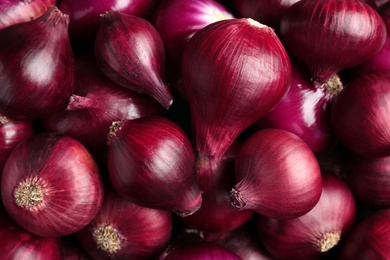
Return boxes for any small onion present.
[95,11,173,109]
[0,6,75,120]
[230,129,322,219]
[339,209,390,259]
[77,187,172,259]
[331,72,390,157]
[280,0,387,85]
[107,116,202,217]
[0,213,62,259]
[257,173,356,259]
[182,18,291,158]
[1,133,104,237]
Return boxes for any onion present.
[0,115,34,174]
[0,6,75,120]
[95,11,173,109]
[257,173,356,259]
[233,0,300,31]
[181,142,255,233]
[182,18,291,159]
[344,152,390,210]
[107,116,202,217]
[159,230,241,260]
[331,72,390,157]
[1,133,104,237]
[339,209,390,259]
[252,60,340,155]
[77,186,172,259]
[280,0,387,85]
[41,56,163,155]
[58,0,155,52]
[230,129,322,219]
[0,213,62,259]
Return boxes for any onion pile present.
[0,0,388,259]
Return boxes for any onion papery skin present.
[0,213,62,259]
[0,6,75,120]
[58,0,155,53]
[181,142,255,234]
[0,116,34,174]
[280,0,387,85]
[231,129,322,219]
[252,60,338,155]
[150,0,234,75]
[95,11,173,109]
[41,57,163,155]
[1,133,104,237]
[77,187,172,260]
[257,173,356,260]
[182,18,291,159]
[107,116,202,217]
[344,152,390,210]
[0,0,56,30]
[339,209,390,259]
[331,72,390,157]
[233,0,300,32]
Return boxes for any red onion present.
[0,0,56,30]
[252,60,340,155]
[77,187,172,259]
[230,129,322,219]
[1,133,104,237]
[233,0,300,31]
[0,213,62,259]
[280,0,387,85]
[95,11,173,109]
[58,0,155,52]
[331,72,390,157]
[344,152,390,210]
[150,0,234,74]
[107,116,202,217]
[0,6,75,120]
[339,209,390,259]
[0,115,34,174]
[257,173,356,259]
[159,231,241,260]
[182,18,291,159]
[41,57,163,154]
[181,142,254,233]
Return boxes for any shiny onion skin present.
[257,173,356,260]
[344,152,390,210]
[0,6,75,120]
[0,115,34,174]
[95,11,173,109]
[181,142,255,234]
[331,72,390,157]
[230,129,322,219]
[253,60,339,155]
[58,0,155,52]
[1,133,104,237]
[280,0,387,85]
[41,57,163,154]
[339,209,390,259]
[150,0,234,74]
[77,187,172,260]
[107,116,202,217]
[233,0,300,31]
[182,18,291,159]
[0,0,56,30]
[0,213,62,259]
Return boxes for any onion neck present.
[66,95,100,111]
[316,231,341,252]
[317,75,343,97]
[107,120,124,144]
[93,224,123,254]
[230,188,246,209]
[14,176,45,210]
